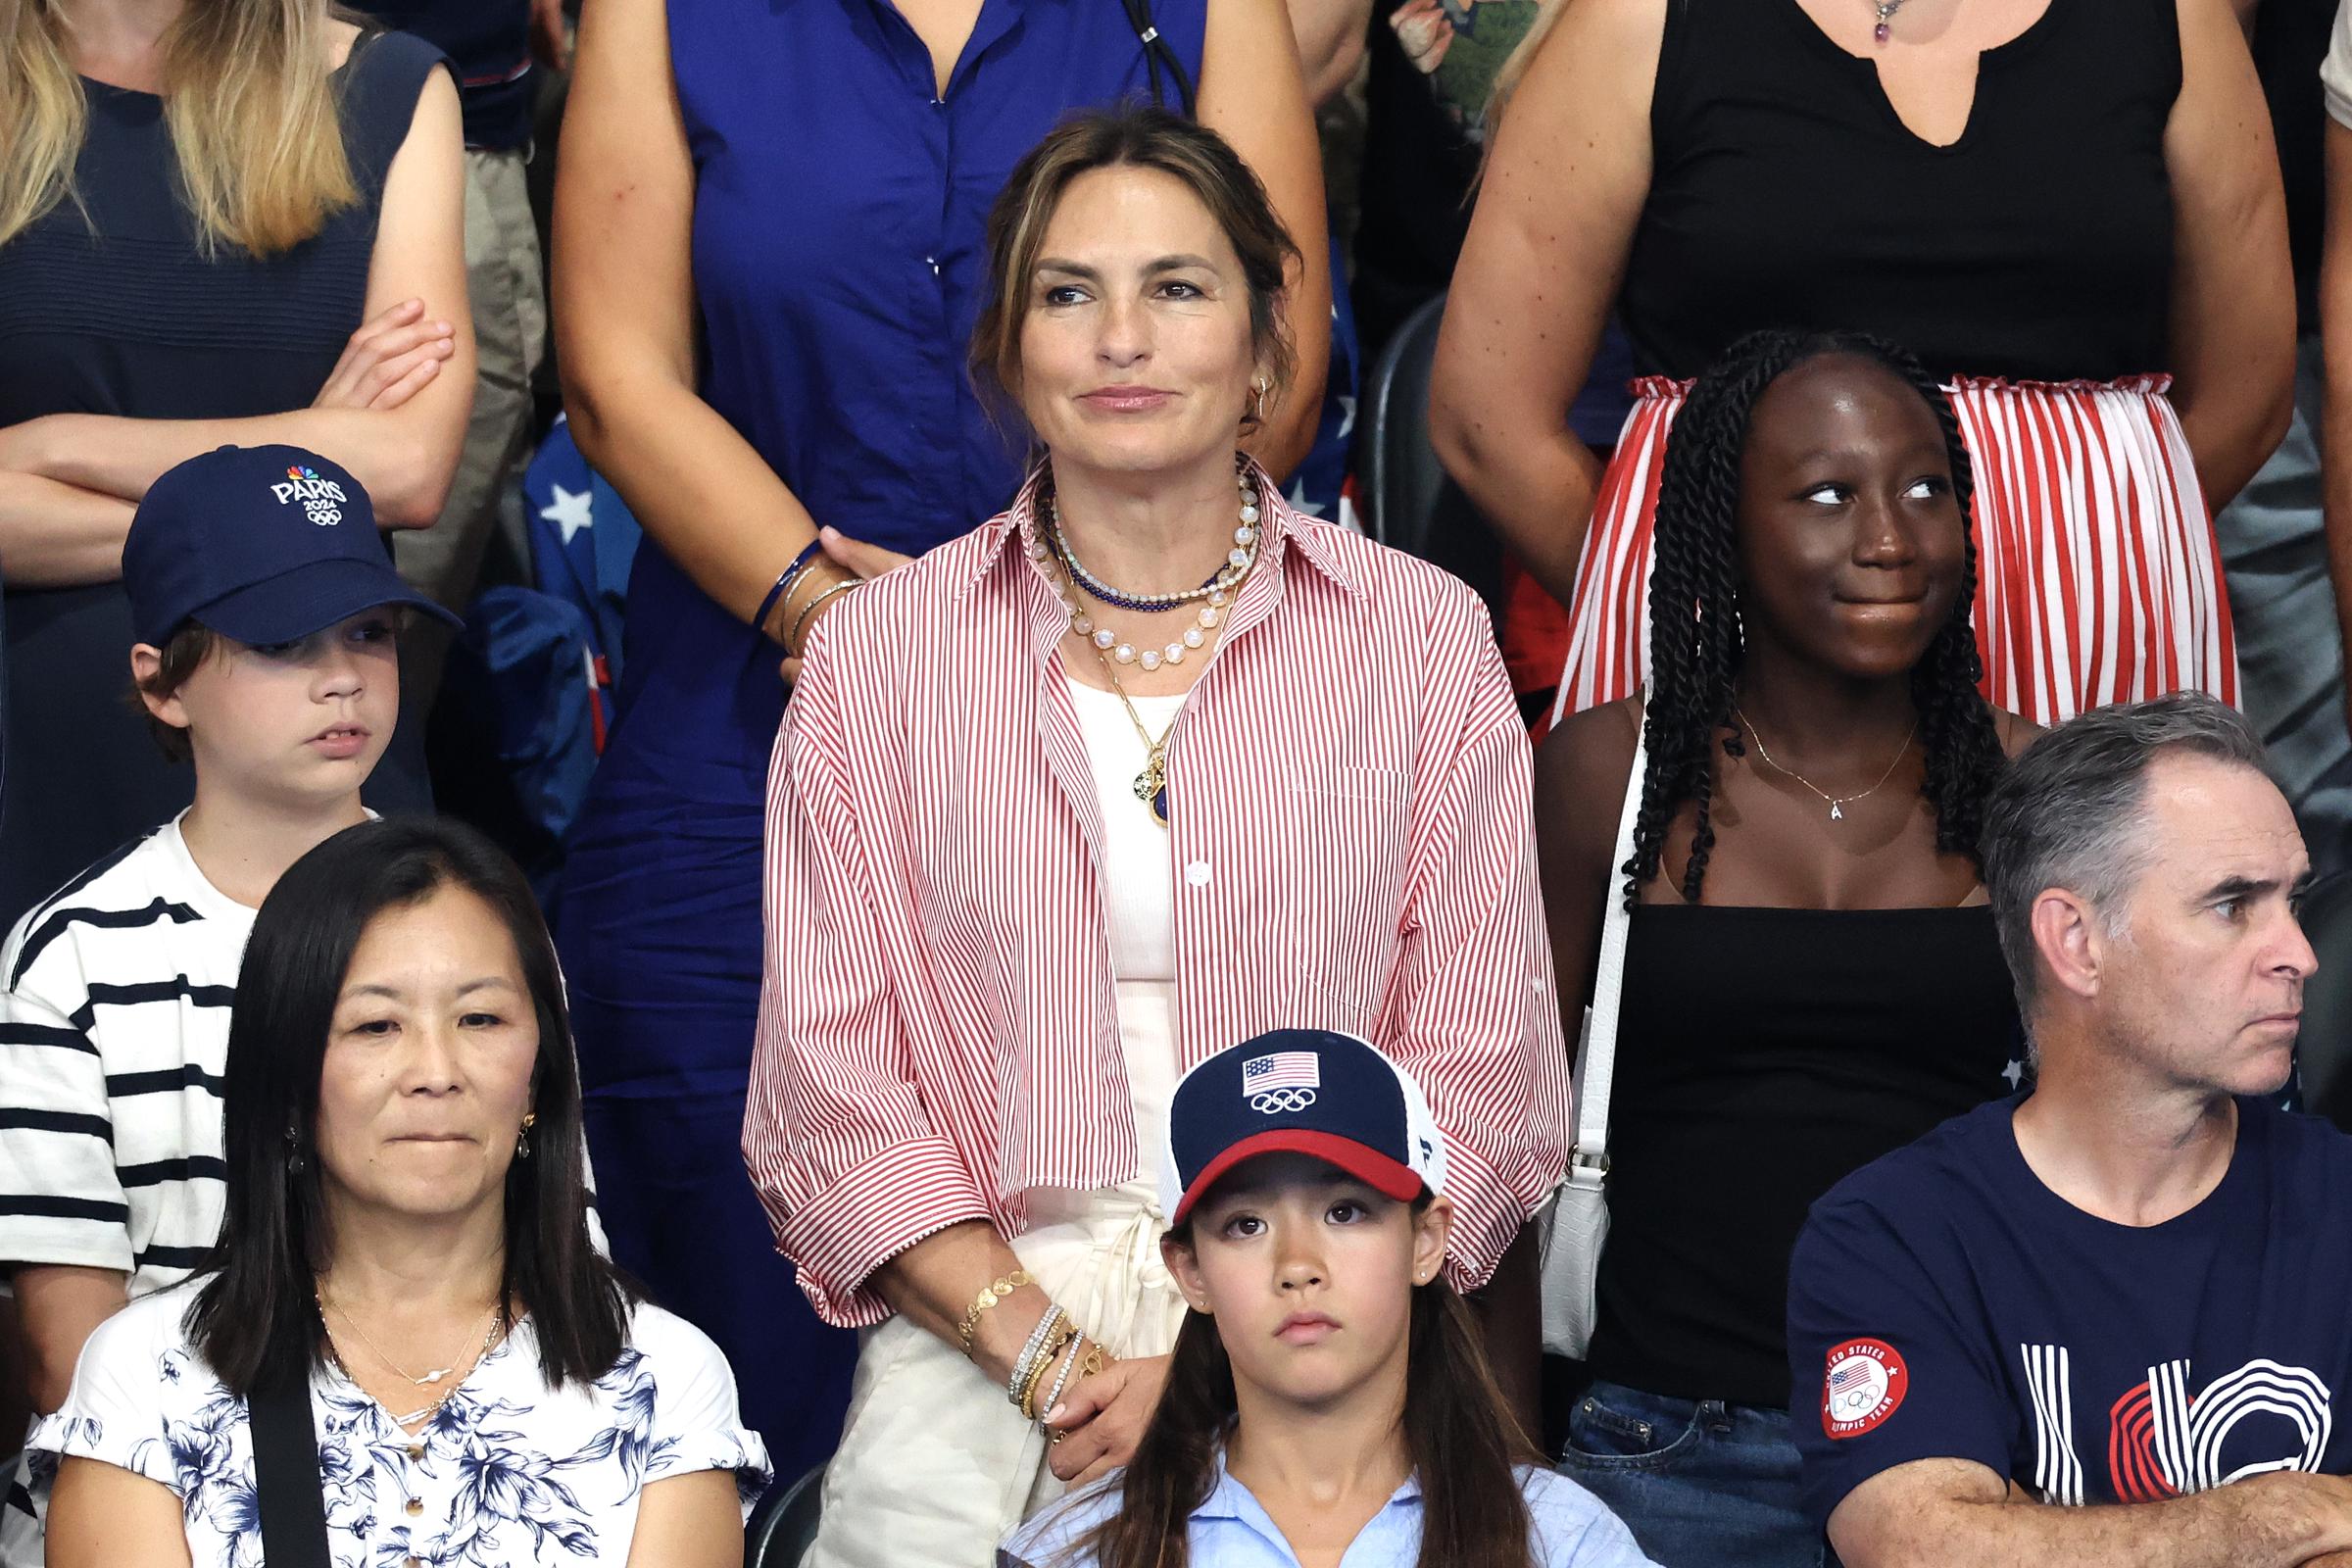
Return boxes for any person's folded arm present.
[0,473,137,589]
[2165,0,2294,513]
[1831,1458,2352,1568]
[1200,0,1331,483]
[1428,0,1661,609]
[0,68,473,528]
[553,0,833,642]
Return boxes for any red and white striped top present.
[746,468,1571,1327]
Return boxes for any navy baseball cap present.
[1160,1029,1447,1227]
[123,444,461,647]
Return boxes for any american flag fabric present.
[1242,1052,1321,1095]
[1830,1361,1874,1396]
[746,465,1571,1327]
[1549,374,2237,727]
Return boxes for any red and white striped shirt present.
[745,470,1571,1327]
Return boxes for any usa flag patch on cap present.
[1241,1051,1320,1097]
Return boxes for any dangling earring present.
[515,1111,537,1158]
[283,1124,307,1177]
[1250,374,1270,424]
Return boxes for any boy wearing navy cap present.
[1005,1030,1656,1568]
[0,446,458,1565]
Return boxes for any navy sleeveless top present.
[1619,0,2179,381]
[600,0,1208,802]
[0,31,445,927]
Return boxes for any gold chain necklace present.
[1733,706,1918,821]
[1092,651,1181,825]
[318,1291,503,1388]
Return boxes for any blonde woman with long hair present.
[0,0,471,932]
[0,0,467,1559]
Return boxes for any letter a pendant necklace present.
[1734,706,1918,821]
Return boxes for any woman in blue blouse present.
[550,0,1328,1480]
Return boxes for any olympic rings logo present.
[1250,1088,1318,1115]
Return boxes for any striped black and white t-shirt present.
[0,812,250,1292]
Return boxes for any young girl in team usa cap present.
[1002,1029,1656,1568]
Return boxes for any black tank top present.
[1585,904,2022,1407]
[1619,0,2179,381]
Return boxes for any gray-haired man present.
[1786,693,2352,1567]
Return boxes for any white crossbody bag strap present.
[1569,720,1647,1192]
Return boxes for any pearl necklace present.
[1023,463,1268,823]
[1028,463,1263,674]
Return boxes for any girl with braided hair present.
[1531,331,2036,1567]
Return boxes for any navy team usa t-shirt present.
[1786,1094,2352,1536]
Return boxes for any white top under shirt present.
[1065,683,1181,983]
[26,1281,771,1568]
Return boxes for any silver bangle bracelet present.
[1007,1304,1065,1407]
[1036,1332,1085,1427]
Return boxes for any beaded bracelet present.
[1008,1306,1069,1408]
[1016,1319,1076,1418]
[957,1270,1035,1356]
[755,541,824,641]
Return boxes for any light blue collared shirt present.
[1000,1455,1661,1568]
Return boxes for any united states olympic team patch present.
[1823,1339,1908,1439]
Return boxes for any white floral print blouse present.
[25,1280,771,1567]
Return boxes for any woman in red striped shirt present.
[743,108,1570,1567]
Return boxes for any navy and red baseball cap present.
[1159,1029,1447,1226]
[123,444,461,648]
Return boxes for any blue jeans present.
[2214,334,2352,877]
[1555,1380,1825,1568]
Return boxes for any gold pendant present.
[1133,748,1170,826]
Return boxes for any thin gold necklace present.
[318,1291,503,1388]
[1734,705,1917,821]
[1093,651,1182,826]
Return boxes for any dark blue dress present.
[0,32,444,928]
[550,0,1206,1483]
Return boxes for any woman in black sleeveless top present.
[1434,0,2290,728]
[0,4,474,928]
[1534,331,2033,1567]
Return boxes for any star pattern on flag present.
[540,483,595,546]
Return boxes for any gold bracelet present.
[784,574,860,656]
[956,1270,1035,1356]
[1018,1321,1077,1420]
